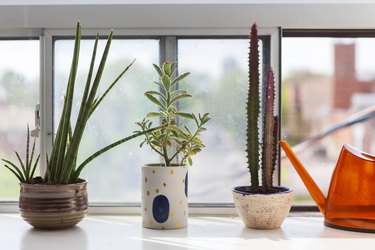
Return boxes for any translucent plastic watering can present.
[280,140,375,233]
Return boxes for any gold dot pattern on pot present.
[155,188,159,193]
[170,169,174,175]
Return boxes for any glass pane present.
[282,37,375,205]
[0,40,39,200]
[178,39,264,203]
[54,39,159,202]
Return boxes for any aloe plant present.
[137,62,210,167]
[247,23,279,191]
[1,126,40,183]
[2,21,165,184]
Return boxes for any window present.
[0,26,279,208]
[53,35,275,204]
[54,38,160,202]
[0,39,39,200]
[178,38,267,203]
[282,31,375,206]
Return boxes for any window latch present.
[31,104,40,138]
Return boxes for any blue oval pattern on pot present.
[152,195,170,223]
[185,172,188,197]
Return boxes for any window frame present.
[0,27,281,214]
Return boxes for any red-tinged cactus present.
[247,22,261,188]
[262,68,278,189]
[246,23,279,191]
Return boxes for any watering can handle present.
[280,140,326,214]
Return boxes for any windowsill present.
[1,214,374,249]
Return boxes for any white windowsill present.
[1,214,374,250]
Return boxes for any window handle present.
[31,104,40,138]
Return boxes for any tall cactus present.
[247,23,261,188]
[246,23,279,191]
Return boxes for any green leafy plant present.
[247,23,279,191]
[2,21,164,184]
[1,126,40,183]
[137,62,210,166]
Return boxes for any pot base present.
[19,182,88,229]
[232,186,293,229]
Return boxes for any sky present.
[2,37,375,87]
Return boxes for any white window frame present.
[0,26,280,214]
[3,2,373,214]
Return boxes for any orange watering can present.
[280,140,375,233]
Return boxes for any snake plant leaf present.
[3,165,24,182]
[2,159,25,182]
[90,59,136,116]
[72,125,166,181]
[14,151,26,176]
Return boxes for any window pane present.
[0,40,39,200]
[54,39,159,202]
[282,37,375,205]
[178,39,264,203]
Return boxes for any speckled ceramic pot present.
[19,181,88,229]
[142,164,188,229]
[232,186,293,229]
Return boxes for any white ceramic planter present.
[142,164,188,229]
[232,186,293,229]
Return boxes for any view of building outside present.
[0,40,39,200]
[54,39,160,202]
[282,37,375,205]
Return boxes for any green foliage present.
[1,126,40,183]
[40,21,164,184]
[137,62,210,166]
[246,23,279,189]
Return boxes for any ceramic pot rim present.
[19,180,87,188]
[143,163,187,168]
[232,185,293,196]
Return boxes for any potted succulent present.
[232,23,293,229]
[1,22,163,229]
[136,62,210,229]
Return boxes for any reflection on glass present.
[178,39,262,203]
[282,38,375,205]
[54,39,159,202]
[0,40,39,200]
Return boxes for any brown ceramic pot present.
[19,181,88,229]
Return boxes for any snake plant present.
[247,23,279,191]
[2,21,164,184]
[1,126,39,183]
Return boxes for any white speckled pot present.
[142,164,188,230]
[232,186,293,229]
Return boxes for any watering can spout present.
[280,140,326,214]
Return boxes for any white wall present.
[0,4,374,29]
